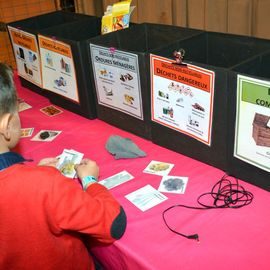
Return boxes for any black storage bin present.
[38,17,101,119]
[88,23,203,139]
[151,32,270,170]
[7,11,94,96]
[227,51,270,190]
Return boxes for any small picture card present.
[56,149,84,178]
[18,101,32,112]
[99,170,134,189]
[31,130,61,142]
[21,128,34,138]
[125,184,168,212]
[40,105,63,117]
[158,176,188,194]
[143,160,174,176]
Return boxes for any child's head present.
[0,63,18,117]
[0,63,21,151]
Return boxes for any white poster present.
[234,75,270,172]
[90,44,143,119]
[8,26,42,87]
[38,35,79,103]
[150,54,215,145]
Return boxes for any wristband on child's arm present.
[81,175,98,191]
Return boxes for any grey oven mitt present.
[106,135,147,159]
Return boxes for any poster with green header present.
[234,75,270,172]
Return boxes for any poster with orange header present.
[38,35,79,103]
[8,26,42,87]
[150,54,215,146]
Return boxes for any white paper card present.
[56,149,84,178]
[125,184,168,211]
[31,130,61,142]
[99,170,134,189]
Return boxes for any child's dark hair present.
[0,63,18,117]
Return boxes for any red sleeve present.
[48,170,126,244]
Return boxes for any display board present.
[90,44,143,119]
[234,74,270,172]
[38,35,79,103]
[8,26,42,87]
[151,54,215,146]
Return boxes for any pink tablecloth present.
[16,76,270,270]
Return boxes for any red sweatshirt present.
[0,164,126,270]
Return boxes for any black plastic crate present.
[38,17,101,119]
[151,31,270,170]
[88,23,203,139]
[7,11,95,97]
[227,51,270,190]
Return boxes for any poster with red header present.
[150,54,215,146]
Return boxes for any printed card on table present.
[18,100,32,112]
[40,105,63,117]
[158,176,188,194]
[143,160,174,176]
[56,149,84,178]
[99,170,134,189]
[31,130,61,142]
[21,128,34,138]
[125,184,168,212]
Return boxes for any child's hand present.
[75,159,99,180]
[38,157,59,167]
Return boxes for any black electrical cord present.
[162,174,254,242]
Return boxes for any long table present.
[16,75,270,270]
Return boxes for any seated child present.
[0,63,126,270]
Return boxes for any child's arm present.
[47,166,126,245]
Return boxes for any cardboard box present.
[252,113,270,147]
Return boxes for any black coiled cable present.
[162,174,254,242]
